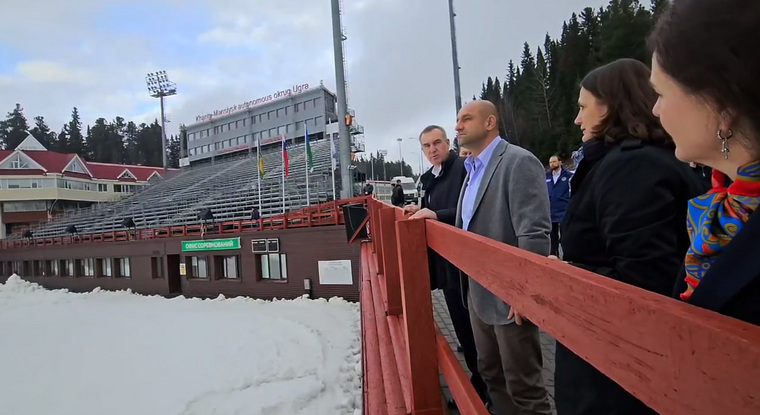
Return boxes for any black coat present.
[555,138,709,415]
[673,208,760,327]
[419,150,467,290]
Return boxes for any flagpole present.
[329,130,337,200]
[256,138,262,209]
[305,131,310,206]
[282,136,286,214]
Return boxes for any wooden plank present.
[387,314,412,410]
[361,276,388,415]
[379,207,402,316]
[371,201,385,275]
[371,266,408,415]
[435,325,490,415]
[395,219,444,415]
[425,220,760,415]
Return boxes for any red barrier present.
[361,198,760,415]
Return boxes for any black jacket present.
[555,138,709,415]
[419,150,467,290]
[673,209,760,327]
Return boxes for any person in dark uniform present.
[555,59,708,415]
[404,125,490,409]
[391,180,405,207]
[546,155,572,257]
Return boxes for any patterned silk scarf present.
[682,161,760,301]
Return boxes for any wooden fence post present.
[395,218,443,415]
[379,207,403,315]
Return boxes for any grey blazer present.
[456,138,551,325]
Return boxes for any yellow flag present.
[258,156,265,175]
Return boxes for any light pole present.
[378,149,388,180]
[407,137,423,174]
[145,70,177,170]
[448,0,463,149]
[397,138,404,176]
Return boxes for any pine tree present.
[0,104,31,150]
[168,135,180,168]
[65,107,85,155]
[30,116,54,149]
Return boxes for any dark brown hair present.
[581,58,670,145]
[648,0,760,145]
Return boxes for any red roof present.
[0,150,171,182]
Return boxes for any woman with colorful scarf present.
[554,59,709,415]
[649,0,760,327]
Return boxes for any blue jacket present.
[547,168,573,223]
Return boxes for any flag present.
[282,136,289,178]
[258,137,265,176]
[305,126,314,173]
[330,134,338,170]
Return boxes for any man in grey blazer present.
[455,101,552,415]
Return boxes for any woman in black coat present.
[554,59,708,415]
[649,1,760,326]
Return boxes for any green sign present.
[182,237,241,252]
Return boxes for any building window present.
[101,258,113,277]
[46,260,59,276]
[61,259,73,277]
[218,255,240,279]
[98,183,109,192]
[313,97,321,107]
[152,257,163,278]
[82,258,95,277]
[294,103,301,112]
[7,154,30,169]
[115,258,130,278]
[34,260,44,276]
[260,253,288,280]
[190,256,208,278]
[277,126,286,136]
[315,116,323,127]
[268,110,275,120]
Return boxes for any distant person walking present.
[391,180,405,207]
[546,155,572,257]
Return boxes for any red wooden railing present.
[0,197,368,250]
[361,198,760,415]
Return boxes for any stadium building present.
[182,82,365,166]
[0,134,170,238]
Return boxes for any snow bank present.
[0,275,362,415]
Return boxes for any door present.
[166,254,182,295]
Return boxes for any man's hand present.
[507,307,524,325]
[409,208,438,220]
[403,204,421,215]
[548,255,569,264]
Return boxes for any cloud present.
[0,0,615,171]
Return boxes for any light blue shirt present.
[461,137,503,231]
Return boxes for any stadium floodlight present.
[145,70,178,170]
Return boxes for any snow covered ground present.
[0,275,362,415]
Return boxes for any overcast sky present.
[0,0,613,172]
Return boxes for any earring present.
[718,129,733,159]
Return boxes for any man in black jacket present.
[404,125,490,408]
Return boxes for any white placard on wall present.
[318,260,353,285]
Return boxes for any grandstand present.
[25,138,335,239]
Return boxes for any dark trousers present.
[555,341,658,415]
[469,303,552,415]
[442,285,489,404]
[550,222,561,257]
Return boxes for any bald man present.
[455,100,552,415]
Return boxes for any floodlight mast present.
[145,70,177,170]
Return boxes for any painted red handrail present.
[361,198,760,415]
[2,196,371,250]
